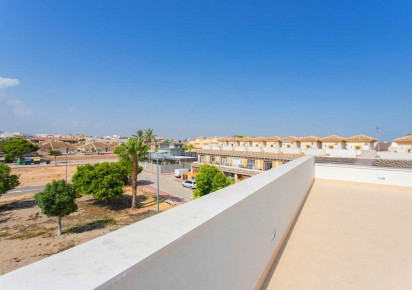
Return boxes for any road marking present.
[10,190,22,193]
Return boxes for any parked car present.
[182,180,196,189]
[175,168,189,178]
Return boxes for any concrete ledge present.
[0,156,315,290]
[315,163,412,187]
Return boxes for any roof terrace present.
[0,156,411,289]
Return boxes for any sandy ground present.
[11,165,78,188]
[40,153,119,162]
[0,186,174,275]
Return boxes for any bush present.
[72,162,128,200]
[0,163,20,196]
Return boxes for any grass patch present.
[10,228,52,240]
[0,230,10,238]
[63,218,117,234]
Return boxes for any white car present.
[182,180,197,189]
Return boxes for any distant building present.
[345,134,377,151]
[393,135,412,153]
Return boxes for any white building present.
[345,134,377,151]
[300,136,322,150]
[393,135,412,153]
[320,135,346,150]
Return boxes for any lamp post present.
[154,153,164,214]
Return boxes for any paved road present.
[137,171,193,201]
[5,170,193,201]
[5,186,45,196]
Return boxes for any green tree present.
[182,144,194,151]
[233,135,244,138]
[212,171,233,192]
[48,150,62,166]
[72,162,128,201]
[0,163,20,196]
[35,179,77,235]
[0,137,39,163]
[193,164,232,199]
[114,131,149,208]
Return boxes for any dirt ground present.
[0,186,173,275]
[11,165,78,188]
[39,153,119,162]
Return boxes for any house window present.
[306,145,311,149]
[355,146,361,150]
[200,155,205,163]
[247,159,255,169]
[329,145,333,149]
[270,144,274,147]
[264,161,272,171]
[210,156,216,164]
[221,157,227,166]
[287,144,291,148]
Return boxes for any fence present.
[140,161,192,174]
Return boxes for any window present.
[306,145,311,149]
[270,144,274,147]
[329,145,333,149]
[264,161,272,171]
[247,159,255,169]
[200,155,205,163]
[210,156,216,163]
[287,144,291,148]
[221,157,227,166]
[355,146,361,150]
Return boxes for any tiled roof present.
[394,135,412,144]
[281,136,299,142]
[345,134,377,142]
[320,135,346,142]
[197,149,302,160]
[300,135,320,142]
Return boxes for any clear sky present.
[0,0,411,141]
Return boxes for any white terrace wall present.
[376,152,412,160]
[315,163,412,187]
[0,156,315,290]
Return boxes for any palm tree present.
[114,132,149,209]
[144,128,155,164]
[144,128,155,145]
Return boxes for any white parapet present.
[0,156,315,290]
[315,163,412,187]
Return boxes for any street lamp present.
[153,153,165,214]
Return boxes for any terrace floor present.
[263,179,412,290]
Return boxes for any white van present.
[174,168,189,178]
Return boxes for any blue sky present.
[0,0,411,141]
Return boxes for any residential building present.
[320,135,346,150]
[194,148,302,181]
[345,134,377,151]
[299,135,322,150]
[393,135,412,153]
